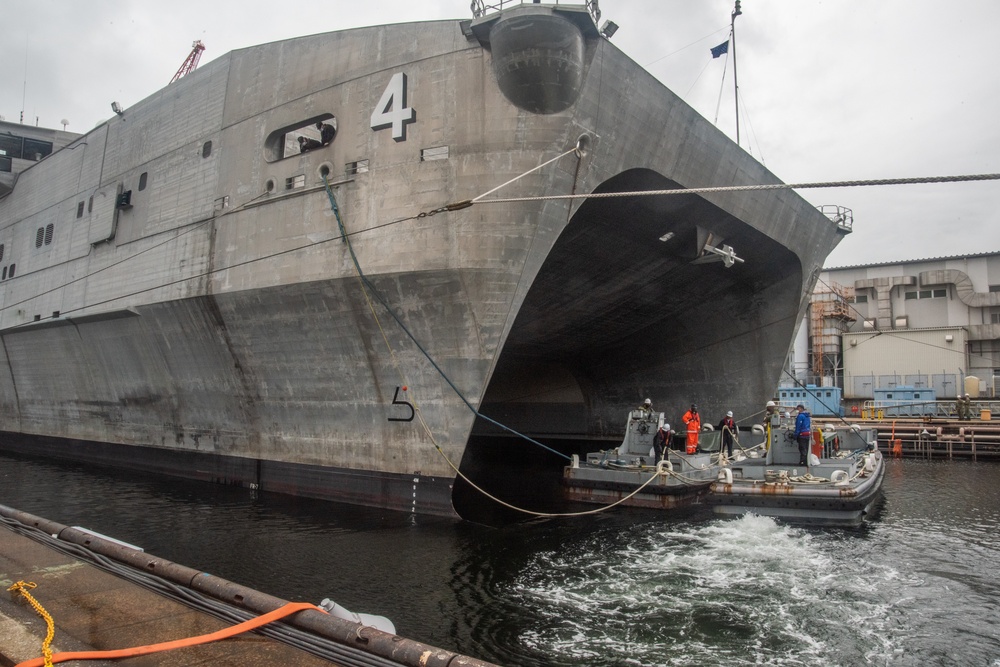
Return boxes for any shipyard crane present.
[170,40,205,83]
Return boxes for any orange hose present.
[16,601,322,667]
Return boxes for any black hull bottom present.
[0,433,458,518]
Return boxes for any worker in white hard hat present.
[638,397,653,415]
[717,410,737,457]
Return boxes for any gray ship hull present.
[0,5,846,518]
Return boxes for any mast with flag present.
[710,1,743,147]
[731,0,742,146]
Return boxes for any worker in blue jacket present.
[794,404,811,466]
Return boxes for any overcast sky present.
[3,0,998,267]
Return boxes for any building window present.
[346,159,369,175]
[905,288,946,300]
[992,313,1000,324]
[285,174,305,190]
[76,201,85,218]
[990,285,1000,293]
[138,172,148,191]
[855,294,868,303]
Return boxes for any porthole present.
[138,172,148,191]
[265,179,275,193]
[318,163,332,179]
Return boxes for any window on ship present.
[0,134,53,161]
[264,114,337,162]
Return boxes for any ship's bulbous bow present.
[489,12,586,114]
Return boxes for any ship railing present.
[817,204,853,232]
[860,399,1000,420]
[471,0,601,23]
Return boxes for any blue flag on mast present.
[710,40,729,58]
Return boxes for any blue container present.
[778,385,843,417]
[872,386,937,416]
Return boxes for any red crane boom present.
[170,40,206,83]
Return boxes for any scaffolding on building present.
[810,281,855,384]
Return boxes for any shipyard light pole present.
[731,0,742,147]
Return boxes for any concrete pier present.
[0,506,498,667]
[0,524,337,666]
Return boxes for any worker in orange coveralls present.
[681,404,701,454]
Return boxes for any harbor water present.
[1,452,998,666]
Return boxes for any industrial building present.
[787,251,1000,404]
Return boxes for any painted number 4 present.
[371,72,416,142]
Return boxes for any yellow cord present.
[8,581,55,667]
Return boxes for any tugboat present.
[708,410,884,527]
[563,406,724,510]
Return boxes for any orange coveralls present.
[682,410,701,454]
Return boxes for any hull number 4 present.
[371,72,415,141]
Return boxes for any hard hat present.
[727,411,733,417]
[691,404,697,410]
[644,398,651,405]
[766,400,776,407]
[796,404,805,410]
